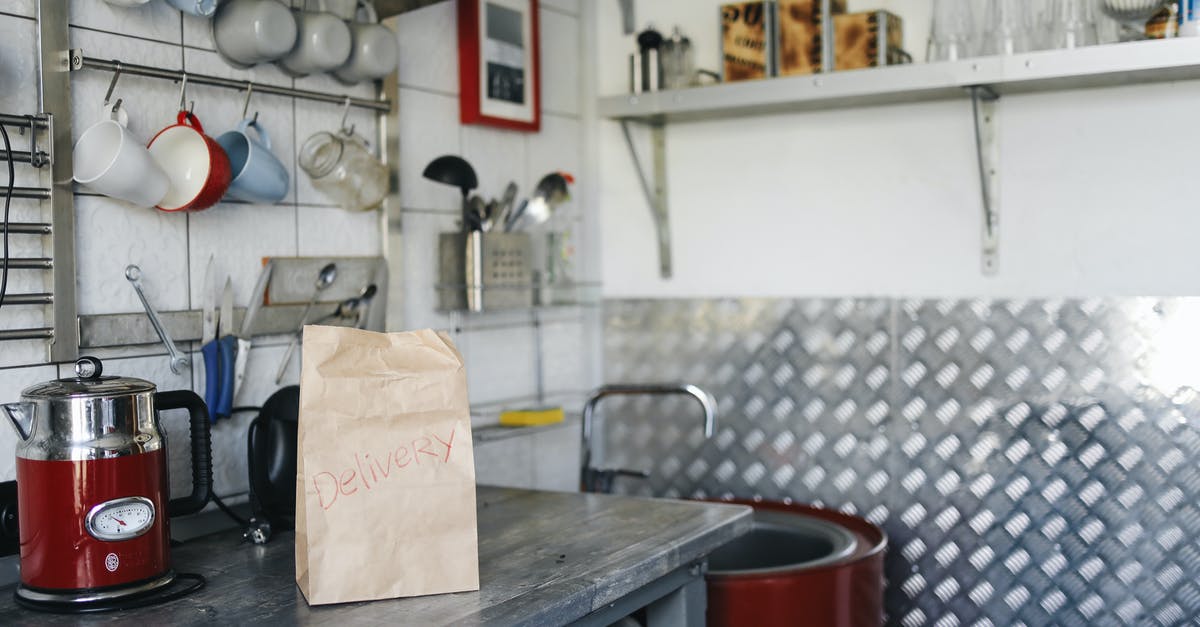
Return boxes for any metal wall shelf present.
[600,38,1200,279]
[599,38,1200,122]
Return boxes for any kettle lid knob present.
[74,356,104,380]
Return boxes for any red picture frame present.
[458,0,541,132]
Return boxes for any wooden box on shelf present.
[775,0,846,76]
[721,1,777,82]
[832,10,906,71]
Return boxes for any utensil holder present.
[437,232,533,312]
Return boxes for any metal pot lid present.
[20,356,156,399]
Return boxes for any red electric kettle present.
[1,356,212,612]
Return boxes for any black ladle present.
[423,155,479,232]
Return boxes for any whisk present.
[1099,0,1175,40]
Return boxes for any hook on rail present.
[103,62,122,107]
[177,74,193,114]
[242,82,256,121]
[102,62,124,117]
[339,96,355,135]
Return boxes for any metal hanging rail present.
[0,223,51,235]
[74,56,392,112]
[0,328,54,341]
[8,187,51,200]
[3,293,52,306]
[0,149,49,165]
[0,114,48,128]
[0,258,53,270]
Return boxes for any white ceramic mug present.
[278,0,352,77]
[211,0,298,69]
[333,0,398,84]
[73,104,169,208]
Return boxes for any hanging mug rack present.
[69,53,392,112]
[1,0,393,363]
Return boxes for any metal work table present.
[0,487,751,626]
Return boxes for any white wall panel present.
[594,0,1200,298]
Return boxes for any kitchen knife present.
[199,257,221,415]
[234,261,273,400]
[216,278,237,419]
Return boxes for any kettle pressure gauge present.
[85,497,156,542]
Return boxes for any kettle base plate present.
[14,571,205,614]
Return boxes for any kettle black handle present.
[156,390,214,517]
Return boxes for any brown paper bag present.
[295,325,480,605]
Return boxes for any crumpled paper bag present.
[295,325,479,605]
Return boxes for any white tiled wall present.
[394,0,593,492]
[0,5,381,506]
[595,0,1200,298]
[0,0,593,504]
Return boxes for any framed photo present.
[458,0,541,132]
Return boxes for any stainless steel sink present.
[707,509,859,575]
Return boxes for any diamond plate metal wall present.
[602,298,1200,626]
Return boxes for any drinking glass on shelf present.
[1046,0,1097,49]
[980,0,1035,55]
[1099,0,1174,41]
[927,0,975,62]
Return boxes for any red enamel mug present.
[147,111,233,212]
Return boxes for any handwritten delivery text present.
[311,426,458,511]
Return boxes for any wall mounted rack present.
[71,55,392,112]
[0,113,49,166]
[600,37,1200,277]
[0,0,78,361]
[81,256,388,370]
[81,304,356,349]
[0,114,64,346]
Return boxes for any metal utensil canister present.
[629,26,663,93]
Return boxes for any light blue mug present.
[165,0,218,17]
[216,118,290,203]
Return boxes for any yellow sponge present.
[499,407,565,427]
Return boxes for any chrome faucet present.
[580,383,718,493]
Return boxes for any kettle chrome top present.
[20,356,155,399]
[3,357,165,461]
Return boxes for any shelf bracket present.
[620,119,672,279]
[969,86,1000,276]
